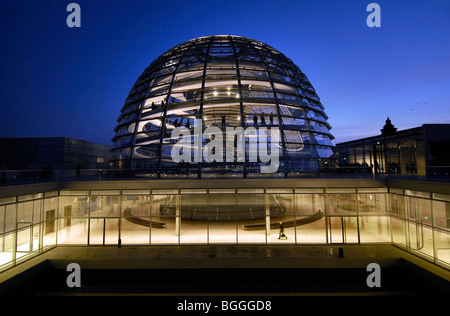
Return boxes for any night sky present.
[0,0,449,145]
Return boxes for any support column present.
[175,194,181,240]
[265,192,270,239]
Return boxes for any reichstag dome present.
[111,35,335,177]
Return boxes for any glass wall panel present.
[105,218,119,245]
[391,217,407,246]
[208,194,237,244]
[58,195,89,245]
[405,196,434,257]
[295,194,326,244]
[33,199,42,224]
[328,217,343,244]
[57,218,88,245]
[32,223,40,251]
[408,221,419,251]
[16,227,31,256]
[343,217,359,243]
[89,218,104,245]
[17,201,33,228]
[358,216,391,243]
[0,233,15,267]
[0,206,5,235]
[421,224,434,258]
[389,193,405,218]
[180,194,208,244]
[2,204,16,234]
[237,193,266,244]
[60,196,89,218]
[327,194,357,215]
[434,229,450,265]
[90,195,120,217]
[406,197,432,225]
[269,193,294,244]
[43,197,57,247]
[433,200,450,230]
[121,195,150,245]
[150,194,177,244]
[357,193,387,215]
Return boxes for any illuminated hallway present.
[0,177,449,295]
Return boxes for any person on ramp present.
[278,222,287,240]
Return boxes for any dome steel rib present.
[111,35,335,178]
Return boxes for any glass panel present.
[33,200,42,224]
[269,193,294,244]
[391,217,407,247]
[434,229,450,265]
[90,196,120,217]
[328,217,343,244]
[433,200,450,230]
[60,196,89,217]
[58,195,88,245]
[327,193,357,215]
[295,194,326,244]
[121,195,150,245]
[0,233,15,267]
[357,193,387,214]
[415,198,432,225]
[150,194,177,244]
[208,194,237,244]
[32,223,40,251]
[180,194,208,244]
[237,193,266,244]
[57,218,88,245]
[44,205,57,246]
[389,193,405,218]
[359,216,391,243]
[2,204,16,233]
[89,218,104,245]
[343,217,359,243]
[16,227,31,254]
[17,201,33,227]
[43,221,56,247]
[420,223,434,258]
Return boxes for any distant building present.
[335,121,450,176]
[0,137,111,179]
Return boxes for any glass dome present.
[111,35,335,177]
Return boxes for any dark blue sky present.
[0,0,449,145]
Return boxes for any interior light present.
[213,91,218,96]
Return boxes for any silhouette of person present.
[278,222,287,240]
[253,115,258,126]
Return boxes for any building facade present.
[0,178,449,272]
[0,137,111,180]
[335,124,450,177]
